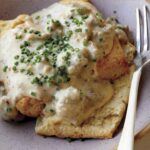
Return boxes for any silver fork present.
[118,5,150,150]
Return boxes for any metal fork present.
[118,5,150,150]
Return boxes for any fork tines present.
[136,6,149,54]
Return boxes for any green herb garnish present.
[31,92,36,96]
[16,34,23,39]
[95,12,103,20]
[20,68,25,73]
[14,61,19,66]
[72,18,83,26]
[14,55,19,60]
[82,15,88,20]
[6,107,12,113]
[24,28,28,33]
[52,20,62,27]
[35,16,40,20]
[24,41,31,47]
[99,37,103,42]
[75,28,82,32]
[65,21,70,27]
[50,109,55,113]
[3,66,8,72]
[26,69,34,76]
[12,66,17,71]
[83,39,88,46]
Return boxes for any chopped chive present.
[34,30,41,36]
[75,28,82,32]
[20,57,25,63]
[14,55,19,60]
[65,21,70,27]
[50,109,55,113]
[16,34,23,39]
[85,29,88,32]
[52,20,62,27]
[72,18,83,26]
[29,29,34,33]
[67,30,73,37]
[12,66,17,71]
[20,68,25,73]
[71,9,75,13]
[31,77,43,86]
[6,107,12,112]
[14,61,19,66]
[47,20,51,25]
[92,59,96,62]
[47,26,51,32]
[99,37,103,42]
[83,39,88,46]
[36,44,44,50]
[24,28,28,33]
[26,70,34,76]
[3,66,8,72]
[35,15,40,20]
[31,92,36,96]
[95,12,103,20]
[24,41,30,47]
[82,15,88,20]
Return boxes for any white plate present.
[0,0,150,150]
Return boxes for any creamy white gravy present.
[0,2,115,123]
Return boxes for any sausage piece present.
[16,97,44,118]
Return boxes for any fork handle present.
[118,68,142,150]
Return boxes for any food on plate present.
[16,97,44,117]
[95,37,129,80]
[0,0,135,138]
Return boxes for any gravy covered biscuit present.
[0,0,135,138]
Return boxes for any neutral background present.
[0,0,150,150]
